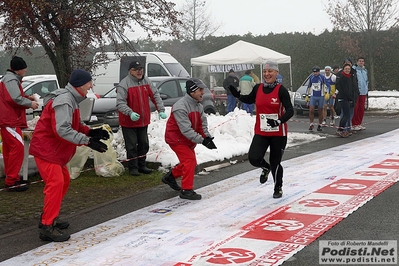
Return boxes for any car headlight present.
[294,92,302,99]
[104,110,119,119]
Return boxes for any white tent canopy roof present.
[190,40,291,66]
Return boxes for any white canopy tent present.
[190,40,293,90]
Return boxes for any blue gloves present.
[159,112,167,119]
[130,112,140,121]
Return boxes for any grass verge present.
[0,167,163,236]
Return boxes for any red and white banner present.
[3,130,399,266]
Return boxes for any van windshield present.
[164,63,190,77]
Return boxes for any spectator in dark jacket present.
[222,69,240,113]
[336,63,358,137]
[336,58,359,134]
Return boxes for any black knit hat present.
[186,78,207,94]
[69,69,92,87]
[10,56,27,71]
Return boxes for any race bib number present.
[311,83,321,91]
[259,113,279,132]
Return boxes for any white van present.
[92,52,190,96]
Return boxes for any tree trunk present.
[367,29,375,90]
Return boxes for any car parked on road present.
[293,70,326,115]
[91,77,217,132]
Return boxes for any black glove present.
[202,137,217,149]
[88,128,110,140]
[228,85,241,98]
[88,138,108,153]
[267,118,281,128]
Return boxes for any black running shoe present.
[260,168,270,184]
[317,125,322,131]
[162,170,181,191]
[179,190,202,200]
[273,187,283,198]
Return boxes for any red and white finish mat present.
[3,130,399,266]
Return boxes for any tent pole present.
[260,64,263,83]
[289,63,293,91]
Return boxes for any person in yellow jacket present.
[322,66,337,126]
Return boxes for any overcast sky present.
[127,0,333,39]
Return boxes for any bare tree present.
[178,0,220,41]
[0,0,181,87]
[326,0,399,89]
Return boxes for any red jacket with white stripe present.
[29,84,90,165]
[0,70,32,128]
[165,94,210,149]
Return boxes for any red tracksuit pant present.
[1,127,24,186]
[352,95,367,127]
[169,144,197,190]
[35,157,70,226]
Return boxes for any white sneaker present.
[360,125,366,130]
[353,126,362,131]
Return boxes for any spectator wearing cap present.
[30,69,110,242]
[276,73,283,84]
[239,70,256,114]
[322,66,337,126]
[163,78,217,200]
[306,66,329,132]
[227,61,294,199]
[116,60,167,176]
[222,69,240,113]
[0,56,39,192]
[332,66,341,116]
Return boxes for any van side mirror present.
[160,93,168,100]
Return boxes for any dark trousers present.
[338,100,351,131]
[121,126,149,170]
[248,134,287,189]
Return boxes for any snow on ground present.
[111,91,399,169]
[112,109,324,169]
